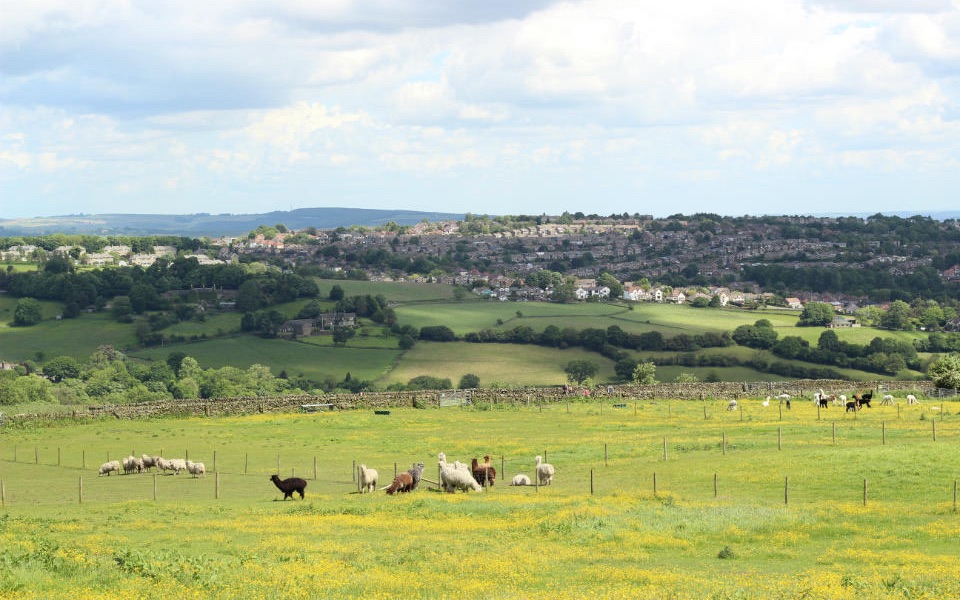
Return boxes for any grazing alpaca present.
[511,474,532,486]
[906,394,920,405]
[385,472,415,495]
[845,400,859,412]
[881,394,895,405]
[270,474,307,500]
[762,397,770,407]
[535,455,555,486]
[438,453,482,493]
[358,464,378,493]
[726,399,738,411]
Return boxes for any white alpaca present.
[727,399,738,411]
[438,455,482,493]
[882,394,895,405]
[535,455,555,486]
[511,474,531,486]
[762,397,770,407]
[358,464,378,493]
[837,394,846,406]
[776,393,791,400]
[906,394,920,405]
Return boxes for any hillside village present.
[3,214,960,323]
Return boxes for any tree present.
[564,360,598,385]
[329,284,345,302]
[12,298,42,326]
[798,302,834,326]
[43,356,82,382]
[676,372,699,383]
[332,326,356,346]
[818,330,840,352]
[458,373,480,389]
[111,296,134,322]
[398,334,416,350]
[929,353,960,389]
[632,361,657,384]
[881,300,913,331]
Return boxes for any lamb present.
[358,464,378,493]
[407,462,425,491]
[511,474,531,486]
[98,460,121,476]
[438,454,482,493]
[270,474,307,500]
[385,472,415,495]
[122,455,144,475]
[535,455,555,486]
[185,461,206,477]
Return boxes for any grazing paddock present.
[0,399,959,598]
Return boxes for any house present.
[279,312,357,337]
[666,290,686,304]
[785,297,803,310]
[828,316,860,328]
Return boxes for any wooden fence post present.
[35,447,38,464]
[714,473,718,498]
[778,427,782,450]
[216,472,220,500]
[933,419,937,442]
[832,422,836,445]
[954,481,957,514]
[653,472,657,497]
[604,443,608,466]
[590,469,594,495]
[244,453,248,475]
[1,480,5,507]
[663,438,668,461]
[863,478,868,506]
[58,447,61,466]
[784,476,789,505]
[314,456,318,480]
[882,422,885,445]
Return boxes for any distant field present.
[130,336,401,383]
[315,278,459,302]
[379,341,617,388]
[0,311,138,361]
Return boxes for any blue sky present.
[2,0,960,219]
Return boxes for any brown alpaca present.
[385,472,414,495]
[270,474,307,500]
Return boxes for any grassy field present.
[1,399,959,598]
[130,336,401,383]
[378,342,618,388]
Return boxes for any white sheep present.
[535,455,555,486]
[358,464,378,493]
[438,454,482,493]
[140,454,159,471]
[122,455,143,475]
[727,399,738,411]
[185,460,206,477]
[906,394,920,405]
[98,460,121,476]
[511,474,531,486]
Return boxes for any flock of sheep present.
[97,454,205,478]
[356,453,556,496]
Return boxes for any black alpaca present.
[270,474,307,500]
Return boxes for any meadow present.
[1,396,959,598]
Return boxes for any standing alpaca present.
[407,463,425,490]
[270,474,307,500]
[471,456,497,487]
[535,455,555,486]
[358,464,378,493]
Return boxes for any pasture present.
[2,397,960,598]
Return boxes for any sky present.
[2,0,960,220]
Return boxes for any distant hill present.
[0,207,465,237]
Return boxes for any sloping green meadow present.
[1,398,960,598]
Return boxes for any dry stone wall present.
[2,379,936,425]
